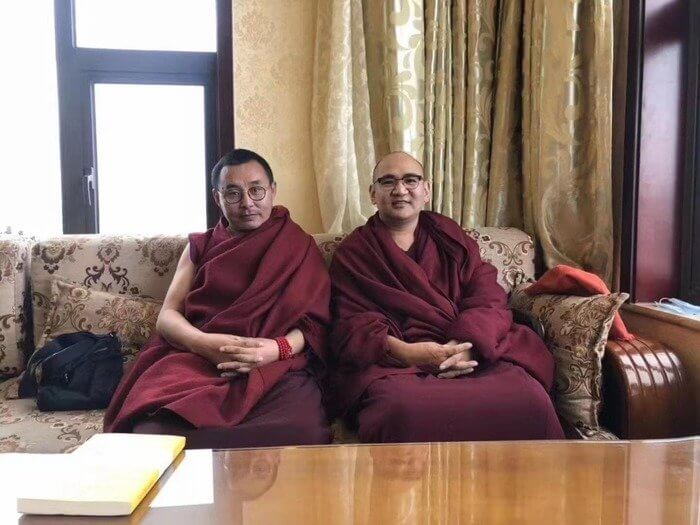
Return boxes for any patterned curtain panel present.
[363,0,425,157]
[313,0,614,284]
[312,0,377,233]
[425,0,523,229]
[425,0,613,284]
[312,0,424,233]
[522,0,614,284]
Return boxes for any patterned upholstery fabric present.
[315,227,535,294]
[40,278,162,357]
[510,285,628,440]
[0,236,31,378]
[30,235,187,349]
[0,376,105,453]
[0,227,540,452]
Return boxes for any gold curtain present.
[522,0,614,284]
[312,0,377,233]
[315,0,615,283]
[424,0,614,283]
[425,0,523,228]
[313,0,424,233]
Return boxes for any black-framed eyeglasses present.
[219,185,269,204]
[374,174,423,190]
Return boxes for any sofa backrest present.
[0,226,535,377]
[29,236,188,352]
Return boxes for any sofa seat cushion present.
[0,378,104,453]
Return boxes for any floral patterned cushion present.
[31,235,187,353]
[40,278,162,357]
[510,285,628,439]
[0,236,31,378]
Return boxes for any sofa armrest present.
[0,236,32,377]
[600,337,695,439]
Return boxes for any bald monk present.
[328,151,564,442]
[104,148,332,447]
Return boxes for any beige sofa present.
[0,228,692,452]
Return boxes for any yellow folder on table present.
[16,433,186,516]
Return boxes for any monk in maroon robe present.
[329,152,564,442]
[104,149,332,448]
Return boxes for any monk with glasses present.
[105,149,332,448]
[328,151,564,442]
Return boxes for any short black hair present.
[211,148,274,188]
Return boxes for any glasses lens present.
[223,190,241,203]
[403,176,421,189]
[249,186,266,200]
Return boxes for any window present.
[0,1,233,236]
[73,0,217,53]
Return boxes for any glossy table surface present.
[12,437,700,524]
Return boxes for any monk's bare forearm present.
[386,336,412,365]
[285,328,305,355]
[156,309,205,354]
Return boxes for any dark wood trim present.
[211,0,234,227]
[216,0,234,156]
[680,0,700,303]
[619,0,645,302]
[74,49,216,75]
[55,0,93,233]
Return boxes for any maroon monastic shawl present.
[104,207,330,431]
[328,211,555,416]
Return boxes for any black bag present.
[18,332,123,411]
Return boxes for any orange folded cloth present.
[525,265,635,341]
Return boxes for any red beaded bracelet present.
[275,336,293,361]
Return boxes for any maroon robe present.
[329,211,564,442]
[104,207,331,445]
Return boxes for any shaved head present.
[370,151,430,225]
[372,151,424,181]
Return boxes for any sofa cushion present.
[510,285,628,439]
[40,278,162,357]
[464,227,535,292]
[31,235,187,353]
[0,377,104,453]
[0,236,31,378]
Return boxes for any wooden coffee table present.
[10,438,699,524]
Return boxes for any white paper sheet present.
[149,449,214,508]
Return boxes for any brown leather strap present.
[601,337,695,439]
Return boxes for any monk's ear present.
[422,179,431,203]
[270,181,277,200]
[369,183,376,205]
[212,187,223,209]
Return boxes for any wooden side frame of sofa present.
[601,337,696,439]
[512,310,695,439]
